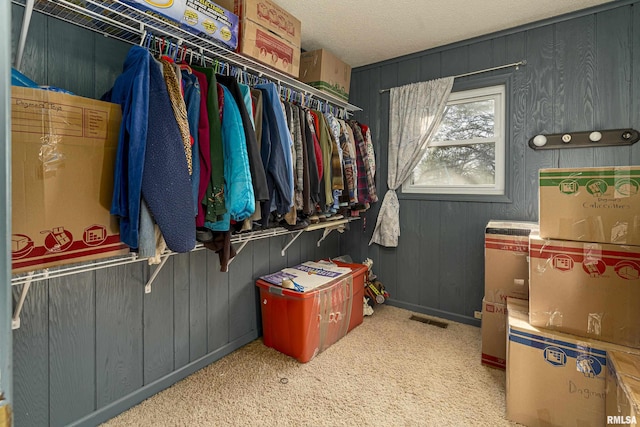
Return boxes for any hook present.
[139,30,148,47]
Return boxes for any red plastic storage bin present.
[256,261,367,363]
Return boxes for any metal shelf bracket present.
[145,256,169,294]
[12,271,39,330]
[316,223,347,247]
[281,230,304,257]
[227,241,249,267]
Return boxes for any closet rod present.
[142,32,349,118]
[378,60,527,94]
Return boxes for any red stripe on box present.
[484,241,529,253]
[12,240,128,269]
[529,244,640,261]
[481,353,506,369]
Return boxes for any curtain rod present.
[378,60,526,94]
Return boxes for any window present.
[403,84,505,196]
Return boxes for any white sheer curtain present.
[369,77,454,247]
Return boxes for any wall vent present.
[409,315,449,329]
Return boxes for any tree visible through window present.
[403,84,505,195]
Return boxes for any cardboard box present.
[607,351,640,426]
[218,0,301,47]
[298,49,352,102]
[121,0,239,50]
[484,220,538,303]
[506,298,640,427]
[236,19,299,77]
[481,298,508,369]
[11,87,128,273]
[529,232,640,348]
[539,167,640,246]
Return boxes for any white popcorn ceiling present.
[275,0,616,67]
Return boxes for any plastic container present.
[256,261,367,362]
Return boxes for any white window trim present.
[402,84,506,196]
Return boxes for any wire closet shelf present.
[11,0,362,114]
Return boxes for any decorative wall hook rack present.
[528,129,640,150]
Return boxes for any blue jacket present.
[206,85,254,231]
[181,69,201,216]
[102,45,150,249]
[257,84,294,216]
[140,57,195,253]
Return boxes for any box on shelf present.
[11,87,129,273]
[218,0,301,77]
[236,19,299,77]
[606,351,640,426]
[256,260,367,363]
[218,0,301,47]
[539,167,640,246]
[484,220,538,303]
[481,298,508,369]
[529,232,640,348]
[121,0,239,50]
[298,49,351,102]
[506,298,640,427]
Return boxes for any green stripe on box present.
[306,81,349,101]
[540,169,640,187]
[539,169,640,178]
[539,177,638,186]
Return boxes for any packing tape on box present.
[315,276,353,356]
[587,313,603,336]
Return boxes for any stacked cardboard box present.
[506,166,640,426]
[507,298,640,427]
[298,49,352,102]
[121,0,239,50]
[218,0,301,77]
[606,351,640,426]
[481,221,538,369]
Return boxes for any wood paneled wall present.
[342,1,640,325]
[10,6,342,426]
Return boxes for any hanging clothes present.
[325,112,344,212]
[359,123,376,181]
[141,56,195,252]
[312,110,333,210]
[192,66,226,223]
[205,84,254,232]
[296,106,312,215]
[256,83,294,227]
[101,45,150,250]
[191,69,212,228]
[216,74,269,202]
[301,107,320,207]
[350,120,378,205]
[289,104,305,211]
[180,68,201,216]
[238,83,255,129]
[339,119,358,204]
[159,58,192,175]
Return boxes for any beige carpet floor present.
[102,305,519,427]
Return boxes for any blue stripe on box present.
[509,332,608,367]
[509,327,607,356]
